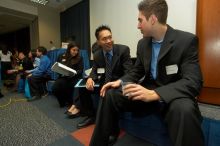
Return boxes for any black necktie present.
[105,52,112,83]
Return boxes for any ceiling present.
[0,0,81,35]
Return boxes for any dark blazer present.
[89,44,133,85]
[121,25,203,103]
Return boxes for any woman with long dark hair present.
[52,42,83,112]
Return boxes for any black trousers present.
[79,87,100,117]
[52,77,78,107]
[1,62,12,80]
[90,88,205,146]
[28,75,50,97]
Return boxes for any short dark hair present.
[95,25,111,40]
[37,46,47,55]
[138,0,168,24]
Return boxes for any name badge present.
[97,68,105,74]
[166,64,178,75]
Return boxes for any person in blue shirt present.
[27,46,52,101]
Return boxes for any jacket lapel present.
[97,50,105,67]
[111,45,119,69]
[143,38,152,72]
[158,25,175,62]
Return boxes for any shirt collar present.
[103,49,113,57]
[152,39,163,44]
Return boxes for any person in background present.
[91,42,101,54]
[73,25,133,129]
[52,42,83,110]
[25,49,40,74]
[27,46,52,101]
[11,47,19,68]
[90,0,205,146]
[0,44,13,83]
[7,52,34,92]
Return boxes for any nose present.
[106,38,111,43]
[137,23,141,29]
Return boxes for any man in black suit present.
[74,25,133,129]
[90,0,205,146]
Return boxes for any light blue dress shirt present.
[151,40,162,80]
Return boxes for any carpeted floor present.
[0,87,154,146]
[2,85,219,146]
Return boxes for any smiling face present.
[97,29,113,52]
[70,46,79,57]
[18,52,25,60]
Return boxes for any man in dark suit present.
[90,0,205,146]
[73,25,133,129]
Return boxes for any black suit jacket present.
[89,44,132,85]
[121,25,203,103]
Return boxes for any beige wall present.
[38,6,60,50]
[90,0,197,57]
[0,0,61,50]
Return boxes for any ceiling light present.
[30,0,49,5]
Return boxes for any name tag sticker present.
[97,68,105,74]
[166,64,178,75]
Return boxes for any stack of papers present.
[51,62,77,76]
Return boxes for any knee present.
[168,98,198,118]
[105,88,123,106]
[105,89,115,102]
[105,88,121,99]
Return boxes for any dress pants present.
[90,88,205,146]
[79,87,100,117]
[52,77,78,107]
[28,75,50,97]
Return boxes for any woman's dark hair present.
[65,41,81,65]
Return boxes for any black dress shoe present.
[27,96,41,102]
[41,92,49,98]
[77,117,95,129]
[108,135,118,146]
[0,93,4,98]
[67,112,81,119]
[108,130,120,146]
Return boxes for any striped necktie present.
[105,52,112,83]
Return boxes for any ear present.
[96,40,100,45]
[151,14,158,25]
